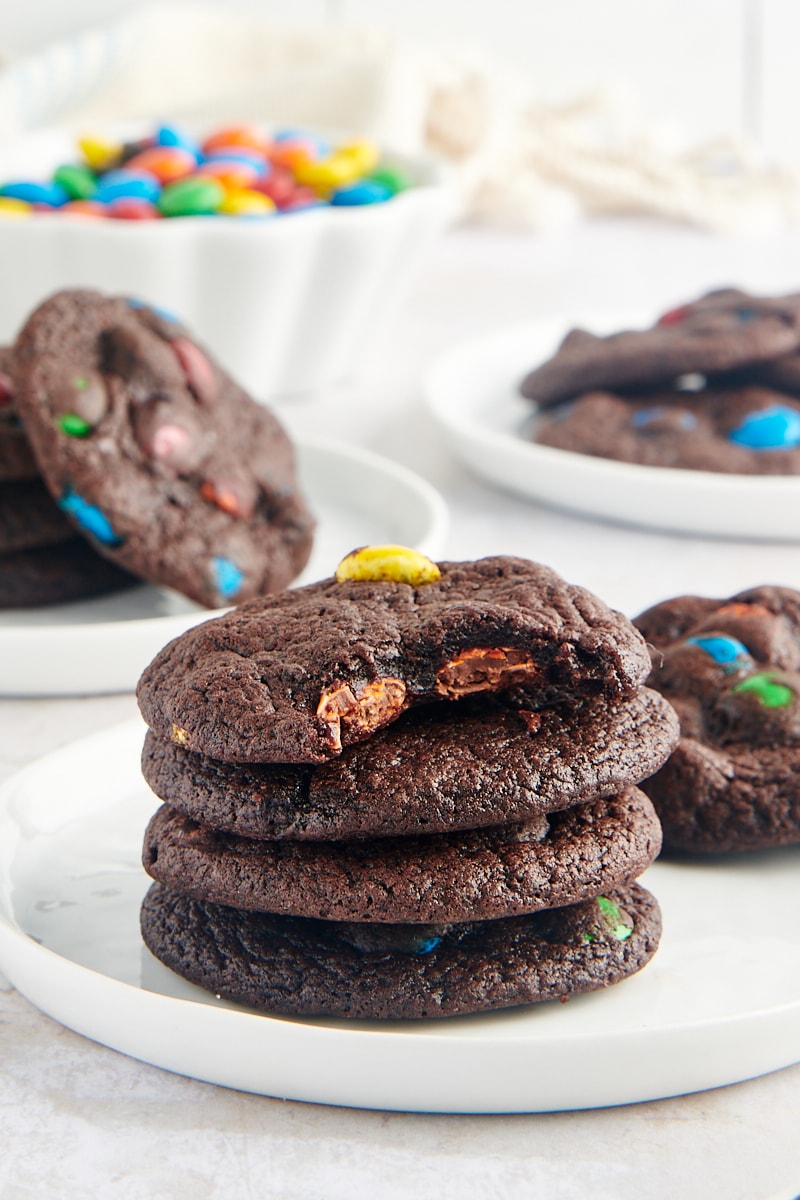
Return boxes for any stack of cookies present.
[0,345,138,607]
[137,550,678,1020]
[524,288,800,474]
[634,585,800,854]
[2,288,314,608]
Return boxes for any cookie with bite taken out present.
[137,552,653,764]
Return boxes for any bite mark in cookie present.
[435,647,538,697]
[316,677,407,751]
[137,555,651,763]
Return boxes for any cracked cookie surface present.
[141,688,678,840]
[142,788,661,923]
[140,881,662,1019]
[137,556,652,763]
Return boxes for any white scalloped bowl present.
[0,126,455,398]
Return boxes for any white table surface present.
[2,218,800,1200]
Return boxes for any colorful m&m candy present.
[0,122,413,222]
[728,404,800,450]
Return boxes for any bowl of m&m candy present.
[0,121,454,397]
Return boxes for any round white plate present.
[1,720,799,1113]
[425,316,800,541]
[0,435,448,697]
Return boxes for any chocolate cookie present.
[141,688,678,840]
[0,538,137,608]
[0,348,38,483]
[0,479,74,553]
[13,289,314,607]
[143,788,661,923]
[140,881,661,1019]
[657,287,800,339]
[535,385,800,473]
[682,292,800,394]
[520,292,800,407]
[635,585,800,852]
[715,358,800,397]
[136,556,652,764]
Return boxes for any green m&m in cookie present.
[731,671,794,708]
[52,368,108,437]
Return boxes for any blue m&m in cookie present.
[59,487,123,546]
[728,404,800,450]
[211,555,245,601]
[686,634,752,671]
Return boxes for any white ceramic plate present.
[425,316,800,541]
[1,719,799,1113]
[0,435,448,697]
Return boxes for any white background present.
[3,0,800,160]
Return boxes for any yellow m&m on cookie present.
[336,545,441,586]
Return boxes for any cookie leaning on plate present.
[635,585,800,853]
[13,289,314,607]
